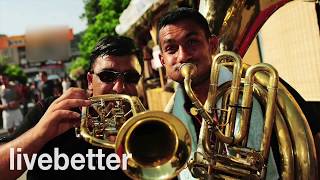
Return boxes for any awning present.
[116,0,158,35]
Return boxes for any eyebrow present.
[185,31,199,38]
[162,31,200,44]
[163,39,175,45]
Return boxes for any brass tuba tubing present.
[181,61,278,146]
[181,61,280,179]
[241,63,279,159]
[208,51,243,139]
[254,69,318,179]
[180,63,234,146]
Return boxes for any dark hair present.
[89,36,143,72]
[157,7,211,47]
[39,71,48,76]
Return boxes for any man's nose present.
[112,78,125,94]
[177,46,192,63]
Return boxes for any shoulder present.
[164,85,183,112]
[164,92,176,113]
[45,80,55,85]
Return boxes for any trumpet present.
[75,94,192,180]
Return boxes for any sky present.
[0,0,87,36]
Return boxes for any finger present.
[64,88,88,99]
[50,109,80,119]
[54,88,88,104]
[62,112,81,127]
[54,99,91,111]
[53,110,82,133]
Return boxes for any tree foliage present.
[0,55,27,84]
[0,55,10,65]
[2,64,27,84]
[79,0,130,60]
[80,0,101,25]
[68,57,89,80]
[68,0,130,79]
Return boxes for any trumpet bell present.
[77,94,192,179]
[115,111,192,180]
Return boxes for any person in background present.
[29,81,40,103]
[0,73,23,134]
[61,76,71,93]
[53,79,63,97]
[38,71,55,100]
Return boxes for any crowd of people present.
[0,71,77,133]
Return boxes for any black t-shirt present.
[0,97,130,180]
[39,80,55,100]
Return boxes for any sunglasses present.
[94,70,141,84]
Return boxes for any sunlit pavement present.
[17,171,27,180]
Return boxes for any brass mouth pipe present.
[180,63,234,146]
[180,54,279,147]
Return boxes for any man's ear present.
[209,35,219,54]
[159,53,165,66]
[87,72,93,91]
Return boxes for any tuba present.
[181,0,318,179]
[75,94,192,180]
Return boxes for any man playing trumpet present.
[0,36,143,179]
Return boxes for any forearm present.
[8,101,20,110]
[0,102,18,110]
[0,104,8,110]
[0,88,90,179]
[0,126,47,180]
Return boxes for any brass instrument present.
[74,0,318,179]
[76,94,192,180]
[181,0,318,179]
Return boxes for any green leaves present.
[78,0,130,60]
[0,55,27,84]
[68,57,89,80]
[69,0,130,80]
[0,55,10,65]
[1,64,27,84]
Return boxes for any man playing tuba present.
[158,8,278,179]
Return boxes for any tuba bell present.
[75,94,192,180]
[181,0,318,179]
